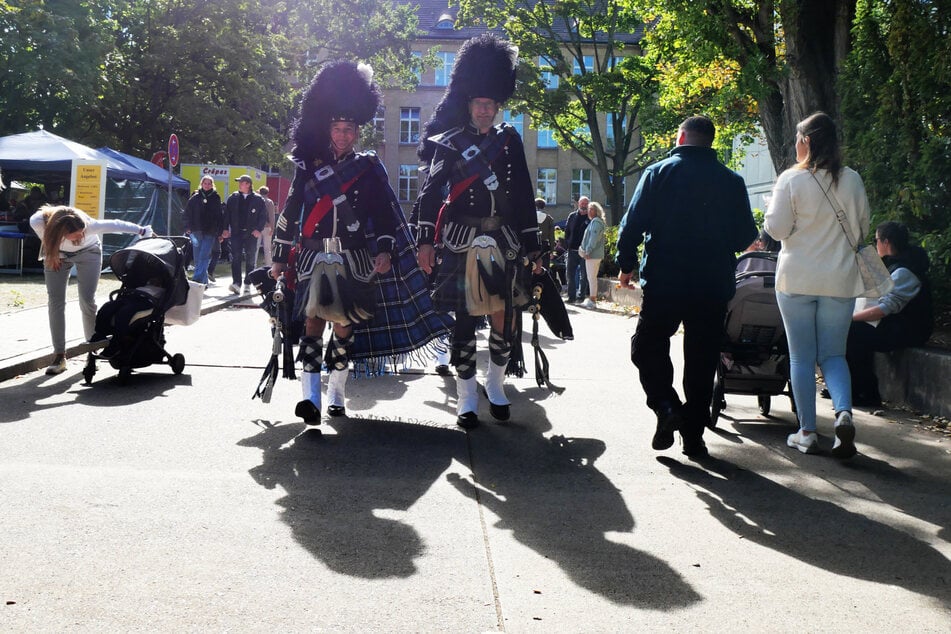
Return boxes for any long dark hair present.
[39,205,86,261]
[795,111,843,185]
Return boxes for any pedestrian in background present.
[258,185,276,266]
[765,111,868,459]
[579,200,606,309]
[617,116,756,459]
[564,196,590,304]
[183,175,222,286]
[535,197,555,268]
[30,205,153,375]
[223,174,267,294]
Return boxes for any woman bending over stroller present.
[30,205,152,375]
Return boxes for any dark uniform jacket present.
[272,149,396,263]
[414,122,540,254]
[617,145,757,302]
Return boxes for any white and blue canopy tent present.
[0,130,190,260]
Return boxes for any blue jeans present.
[190,232,216,284]
[776,292,855,431]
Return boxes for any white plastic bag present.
[165,281,203,326]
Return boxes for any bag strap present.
[811,172,859,252]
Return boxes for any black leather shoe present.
[295,400,321,424]
[435,364,452,376]
[489,402,510,421]
[682,437,709,459]
[820,388,831,399]
[327,405,346,417]
[457,411,480,429]
[651,404,682,450]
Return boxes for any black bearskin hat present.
[290,60,382,165]
[417,34,518,163]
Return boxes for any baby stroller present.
[83,236,191,384]
[709,251,795,427]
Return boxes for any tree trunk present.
[762,0,856,173]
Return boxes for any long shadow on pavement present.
[238,419,465,579]
[452,390,702,609]
[659,456,951,609]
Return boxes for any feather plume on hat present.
[290,60,382,165]
[417,34,519,163]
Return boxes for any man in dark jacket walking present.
[616,116,757,459]
[223,174,267,294]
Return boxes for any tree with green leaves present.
[633,0,858,174]
[457,0,669,222]
[1,0,422,168]
[841,0,951,305]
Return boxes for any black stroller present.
[709,251,795,427]
[83,236,191,384]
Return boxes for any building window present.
[398,164,419,202]
[539,56,559,89]
[537,127,558,149]
[435,52,455,87]
[400,107,420,144]
[373,107,385,137]
[435,13,454,29]
[573,55,594,75]
[537,168,557,205]
[606,113,625,150]
[571,168,592,201]
[411,51,422,83]
[502,110,524,136]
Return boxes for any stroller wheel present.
[170,353,186,375]
[758,395,771,416]
[82,364,96,385]
[117,366,132,385]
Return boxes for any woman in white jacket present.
[764,112,869,459]
[31,205,152,375]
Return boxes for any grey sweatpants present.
[44,246,102,354]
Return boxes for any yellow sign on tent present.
[69,159,106,218]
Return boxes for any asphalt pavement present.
[1,287,950,631]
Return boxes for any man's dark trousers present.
[565,249,588,301]
[631,294,727,439]
[231,233,259,286]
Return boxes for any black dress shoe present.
[820,388,831,399]
[435,364,452,376]
[682,437,709,459]
[295,400,321,424]
[457,411,480,429]
[651,404,682,450]
[489,402,510,421]
[327,405,346,417]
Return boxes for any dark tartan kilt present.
[430,224,523,313]
[292,246,375,325]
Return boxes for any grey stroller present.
[709,251,795,427]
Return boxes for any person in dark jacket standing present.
[223,174,267,294]
[183,175,223,285]
[563,197,590,303]
[616,116,757,459]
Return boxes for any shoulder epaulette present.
[427,127,466,150]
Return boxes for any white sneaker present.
[228,283,240,294]
[832,411,857,459]
[581,298,596,309]
[45,355,67,375]
[787,429,819,454]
